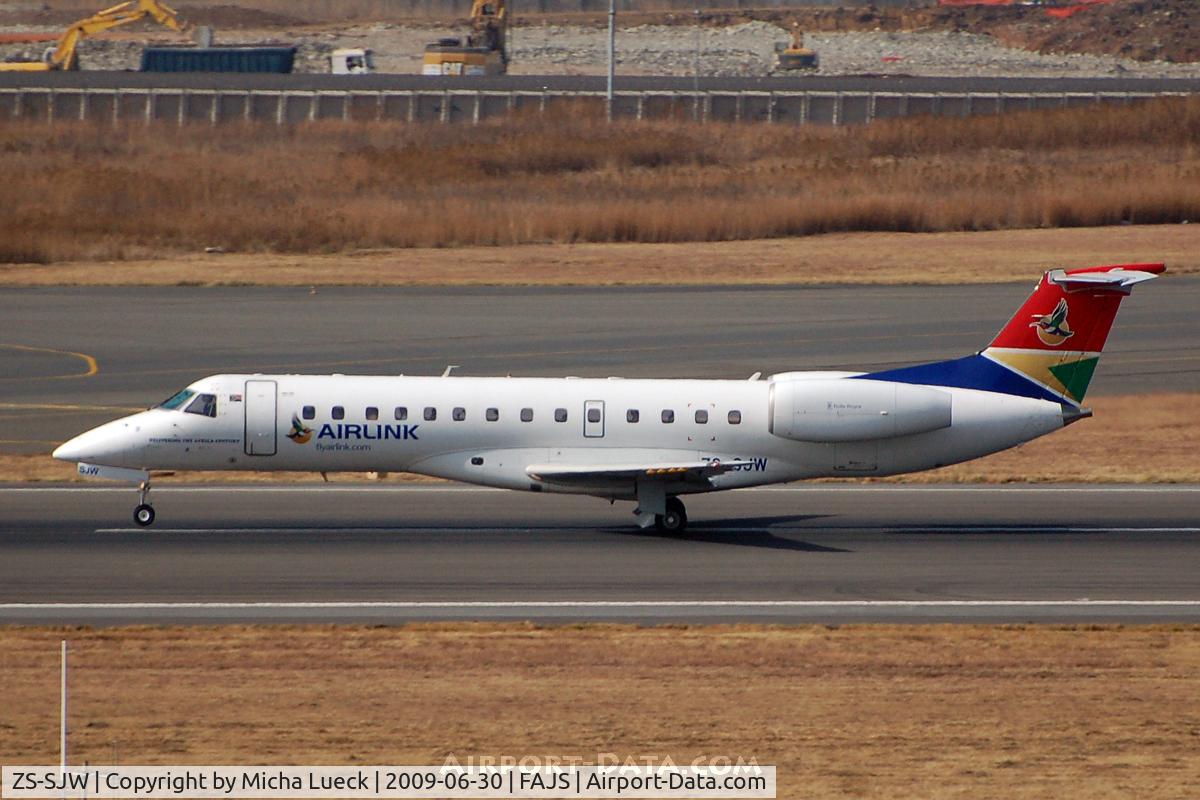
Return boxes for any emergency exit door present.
[244,379,277,456]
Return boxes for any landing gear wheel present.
[655,497,687,534]
[133,479,155,527]
[133,503,155,527]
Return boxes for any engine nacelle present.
[769,378,952,442]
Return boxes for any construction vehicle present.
[422,0,507,76]
[775,24,818,71]
[141,45,297,73]
[0,0,188,72]
[331,48,375,75]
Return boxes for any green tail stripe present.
[1049,357,1100,402]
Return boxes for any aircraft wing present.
[526,460,757,490]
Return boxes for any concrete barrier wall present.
[0,87,1177,126]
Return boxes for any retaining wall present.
[0,86,1179,125]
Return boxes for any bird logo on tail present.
[1030,298,1075,346]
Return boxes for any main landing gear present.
[635,479,689,534]
[133,479,155,527]
[656,496,688,534]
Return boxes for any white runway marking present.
[1,600,1198,610]
[90,526,1200,535]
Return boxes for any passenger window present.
[695,410,708,424]
[424,407,437,421]
[184,393,217,418]
[486,408,499,422]
[520,408,534,422]
[453,407,466,421]
[587,408,601,424]
[661,409,675,424]
[366,407,379,421]
[728,410,742,425]
[302,405,315,420]
[332,406,345,420]
[555,408,568,423]
[394,406,408,421]
[626,409,639,423]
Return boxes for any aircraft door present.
[244,379,278,456]
[583,400,605,438]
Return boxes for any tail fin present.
[983,264,1164,404]
[864,264,1165,406]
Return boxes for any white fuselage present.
[56,372,1067,500]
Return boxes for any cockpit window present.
[184,393,217,418]
[158,388,195,410]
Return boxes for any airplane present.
[53,263,1164,532]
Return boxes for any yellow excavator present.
[775,23,818,71]
[0,0,189,72]
[422,0,507,76]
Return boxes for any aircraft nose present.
[52,416,145,465]
[53,427,109,463]
[51,436,83,462]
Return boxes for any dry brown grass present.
[6,393,1196,484]
[3,99,1200,266]
[2,225,1196,286]
[2,624,1200,799]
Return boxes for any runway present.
[2,280,1197,453]
[4,73,1200,94]
[1,485,1197,624]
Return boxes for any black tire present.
[133,504,155,527]
[655,497,688,534]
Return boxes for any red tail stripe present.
[989,267,1140,352]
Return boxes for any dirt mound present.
[176,5,306,29]
[825,0,1200,64]
[1016,0,1200,63]
[0,4,304,30]
[680,0,1197,64]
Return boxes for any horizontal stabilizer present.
[1048,264,1164,294]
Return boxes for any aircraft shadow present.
[605,514,850,552]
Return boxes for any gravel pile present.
[806,30,1200,79]
[3,21,1200,78]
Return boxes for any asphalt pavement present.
[1,484,1197,624]
[2,281,1196,454]
[3,73,1200,94]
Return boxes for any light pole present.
[606,0,616,121]
[60,641,68,786]
[692,5,701,120]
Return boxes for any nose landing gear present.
[133,480,155,527]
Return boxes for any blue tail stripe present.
[861,354,1064,403]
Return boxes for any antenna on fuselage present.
[747,371,762,381]
[442,365,459,377]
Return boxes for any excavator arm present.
[1,0,188,71]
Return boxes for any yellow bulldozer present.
[422,0,507,76]
[0,0,189,72]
